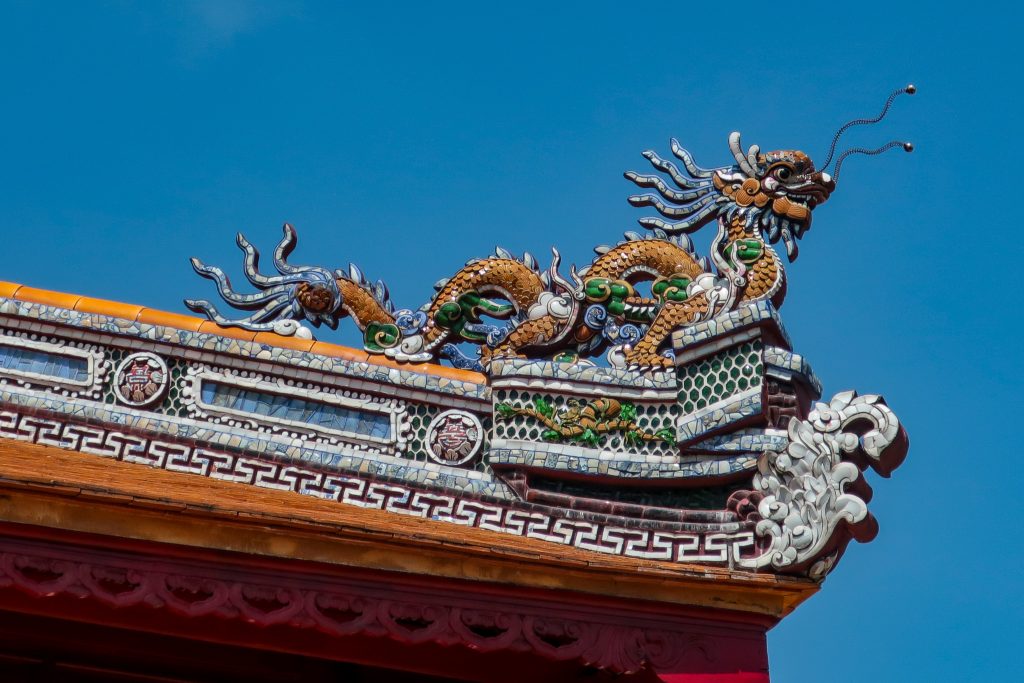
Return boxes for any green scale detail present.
[677,340,763,414]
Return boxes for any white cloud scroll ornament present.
[734,391,908,578]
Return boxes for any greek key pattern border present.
[0,408,760,566]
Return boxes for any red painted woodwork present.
[0,521,773,682]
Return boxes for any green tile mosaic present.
[677,340,762,414]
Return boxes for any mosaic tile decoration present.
[0,97,918,576]
[0,407,757,566]
[0,344,89,383]
[0,298,489,403]
[0,285,906,578]
[194,375,395,443]
[678,339,763,414]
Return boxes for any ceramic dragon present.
[187,88,913,372]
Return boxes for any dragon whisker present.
[236,233,281,288]
[623,172,712,202]
[821,84,915,170]
[669,139,718,178]
[189,258,303,309]
[238,231,327,290]
[637,200,719,233]
[627,192,716,218]
[641,151,713,189]
[832,140,913,183]
[246,296,300,324]
[273,224,306,276]
[182,298,219,320]
[182,299,275,332]
[267,223,340,287]
[218,286,296,310]
[728,133,759,177]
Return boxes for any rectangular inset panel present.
[193,375,395,444]
[0,336,95,387]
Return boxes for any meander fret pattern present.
[0,344,88,382]
[0,291,909,577]
[0,408,755,565]
[678,340,763,414]
[98,347,492,473]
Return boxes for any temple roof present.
[0,266,906,590]
[0,280,486,385]
[0,437,815,618]
[0,278,824,618]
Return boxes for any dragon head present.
[626,133,835,261]
[711,135,836,260]
[626,85,915,262]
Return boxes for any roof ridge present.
[0,280,485,383]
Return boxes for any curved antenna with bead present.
[820,84,916,170]
[832,141,914,183]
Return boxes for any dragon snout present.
[791,171,835,207]
[812,170,833,187]
[811,170,836,195]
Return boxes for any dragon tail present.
[185,224,397,340]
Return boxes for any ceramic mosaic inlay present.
[678,340,762,414]
[112,352,168,407]
[0,88,917,578]
[0,331,108,399]
[426,410,483,466]
[493,391,676,456]
[0,343,89,383]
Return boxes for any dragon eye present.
[774,166,793,181]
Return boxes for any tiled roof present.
[0,280,485,384]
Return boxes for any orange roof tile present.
[0,280,486,384]
[0,282,22,299]
[74,296,144,321]
[12,286,82,310]
[135,308,205,332]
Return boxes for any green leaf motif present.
[541,429,561,442]
[533,396,554,418]
[655,428,676,445]
[578,428,602,447]
[619,402,637,422]
[495,403,516,418]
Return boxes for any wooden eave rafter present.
[0,439,816,619]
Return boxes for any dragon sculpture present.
[187,87,914,373]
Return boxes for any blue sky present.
[1,2,1020,680]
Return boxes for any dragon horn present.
[548,247,584,299]
[729,132,759,178]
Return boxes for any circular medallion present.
[426,410,483,466]
[113,352,169,407]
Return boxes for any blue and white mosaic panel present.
[0,331,108,399]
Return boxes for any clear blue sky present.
[1,2,1020,680]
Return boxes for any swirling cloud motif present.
[735,391,908,579]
